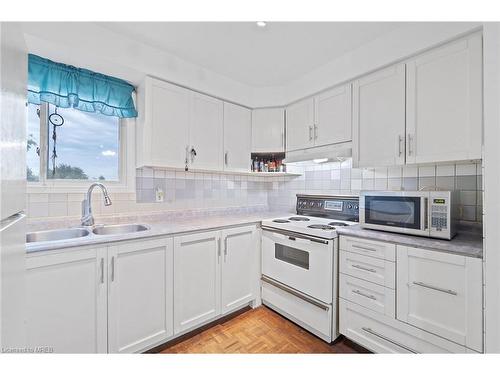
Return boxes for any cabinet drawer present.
[340,236,396,261]
[397,246,483,352]
[340,250,395,288]
[340,274,395,317]
[262,279,332,342]
[340,299,468,353]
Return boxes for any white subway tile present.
[456,163,477,176]
[418,165,436,177]
[436,164,455,176]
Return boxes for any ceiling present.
[98,22,403,87]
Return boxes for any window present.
[27,102,122,184]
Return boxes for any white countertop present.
[26,209,291,253]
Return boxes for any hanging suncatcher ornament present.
[49,107,64,176]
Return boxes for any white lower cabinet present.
[107,238,174,353]
[26,247,107,353]
[396,245,483,352]
[173,231,222,334]
[173,225,259,334]
[340,299,468,353]
[339,235,483,353]
[221,226,258,314]
[26,225,259,354]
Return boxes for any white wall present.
[483,23,500,353]
[21,22,255,107]
[22,22,482,108]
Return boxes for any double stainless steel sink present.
[26,224,150,244]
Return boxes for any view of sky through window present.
[26,103,120,182]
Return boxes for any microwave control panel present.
[430,198,449,230]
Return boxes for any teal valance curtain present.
[27,54,137,118]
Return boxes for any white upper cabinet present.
[406,33,482,164]
[26,247,108,353]
[353,64,406,168]
[314,84,352,147]
[224,102,252,172]
[137,77,190,169]
[221,226,258,314]
[189,93,224,171]
[251,108,285,153]
[107,238,173,353]
[286,85,352,152]
[397,245,483,352]
[286,97,315,151]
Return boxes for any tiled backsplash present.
[26,160,483,224]
[268,160,483,222]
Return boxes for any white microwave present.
[359,191,458,240]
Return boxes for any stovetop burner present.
[273,219,290,223]
[289,217,310,221]
[307,224,334,230]
[328,222,349,227]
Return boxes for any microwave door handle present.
[423,197,429,230]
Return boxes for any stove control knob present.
[347,204,353,209]
[355,205,359,210]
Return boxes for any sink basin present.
[26,228,90,243]
[92,224,150,236]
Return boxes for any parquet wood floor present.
[158,306,370,354]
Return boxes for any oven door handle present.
[261,275,330,311]
[261,226,330,245]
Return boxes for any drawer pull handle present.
[261,275,330,311]
[412,281,457,296]
[352,264,376,273]
[352,244,378,252]
[353,289,376,300]
[362,327,419,354]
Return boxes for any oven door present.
[360,192,428,236]
[261,227,333,304]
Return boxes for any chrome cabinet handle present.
[362,327,419,354]
[281,131,284,148]
[353,289,376,300]
[313,124,318,140]
[111,256,115,282]
[100,258,104,284]
[217,237,221,263]
[309,126,313,141]
[398,135,404,156]
[351,264,376,273]
[407,134,413,156]
[224,236,228,262]
[224,151,228,166]
[352,244,377,252]
[261,276,330,311]
[412,281,457,296]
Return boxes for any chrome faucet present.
[81,183,112,226]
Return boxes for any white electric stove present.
[261,194,359,343]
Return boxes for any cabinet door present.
[352,64,406,168]
[174,231,221,334]
[286,97,314,151]
[108,238,173,353]
[190,92,224,171]
[223,102,251,172]
[146,78,190,168]
[26,247,107,353]
[221,225,258,314]
[314,84,352,147]
[406,33,482,164]
[251,108,285,153]
[397,245,483,352]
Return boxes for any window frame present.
[27,102,136,194]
